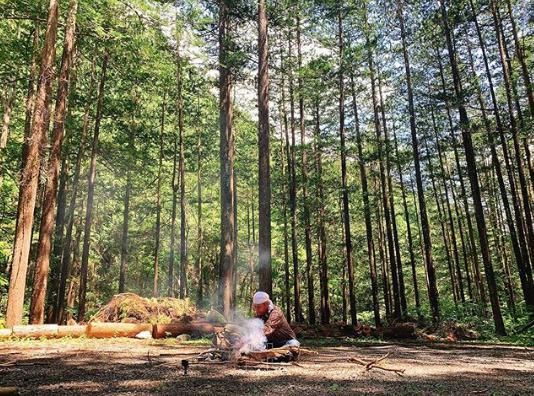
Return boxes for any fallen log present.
[86,323,152,338]
[152,321,215,339]
[12,324,58,338]
[0,387,18,395]
[0,328,13,339]
[57,325,86,338]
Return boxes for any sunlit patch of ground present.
[1,338,533,395]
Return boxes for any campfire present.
[194,319,314,368]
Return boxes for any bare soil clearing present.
[1,338,533,395]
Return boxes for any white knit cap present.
[253,291,270,305]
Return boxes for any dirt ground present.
[1,338,533,395]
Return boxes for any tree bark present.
[153,94,165,298]
[6,0,60,327]
[257,0,272,296]
[218,0,236,318]
[29,0,78,324]
[338,10,357,326]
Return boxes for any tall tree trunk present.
[257,0,272,296]
[0,82,15,149]
[153,94,165,298]
[54,60,95,324]
[176,19,187,299]
[366,29,398,320]
[430,107,465,303]
[377,70,407,317]
[218,0,236,318]
[396,0,439,321]
[6,0,60,327]
[119,171,131,293]
[350,74,380,327]
[279,47,291,321]
[391,123,421,317]
[296,14,315,324]
[77,50,109,322]
[29,0,78,324]
[439,0,506,335]
[338,10,357,326]
[196,116,203,305]
[436,53,486,308]
[287,26,303,323]
[313,100,330,325]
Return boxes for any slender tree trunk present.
[77,50,109,322]
[430,107,465,303]
[295,14,315,324]
[30,0,78,324]
[391,124,420,317]
[313,100,330,325]
[350,74,380,327]
[0,83,15,149]
[279,48,291,321]
[366,29,398,320]
[377,70,407,317]
[338,10,357,326]
[396,0,439,322]
[196,117,203,305]
[218,0,236,318]
[439,0,505,335]
[54,60,95,323]
[436,53,486,308]
[257,0,272,296]
[287,26,303,323]
[176,21,187,299]
[153,94,165,298]
[6,0,60,327]
[119,171,131,293]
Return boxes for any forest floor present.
[1,337,533,395]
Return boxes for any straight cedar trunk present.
[5,0,59,327]
[153,95,165,298]
[119,170,131,293]
[492,0,534,297]
[350,74,380,327]
[257,0,272,296]
[391,127,421,316]
[54,60,95,323]
[436,53,486,308]
[396,0,439,321]
[77,50,109,322]
[287,27,303,323]
[29,0,78,324]
[439,0,506,335]
[377,71,407,316]
[196,117,203,305]
[338,10,357,326]
[168,126,178,296]
[313,101,330,325]
[430,107,465,303]
[19,23,41,172]
[376,191,392,316]
[279,47,291,321]
[176,20,187,299]
[365,27,399,320]
[296,14,315,324]
[218,0,236,318]
[464,19,534,311]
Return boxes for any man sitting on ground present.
[252,291,300,348]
